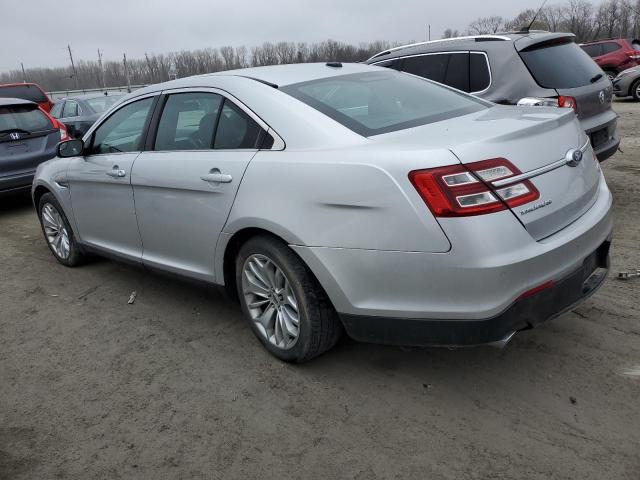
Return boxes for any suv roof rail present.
[368,35,511,60]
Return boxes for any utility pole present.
[20,63,26,83]
[428,24,431,41]
[144,53,154,82]
[98,49,106,90]
[67,44,79,90]
[123,53,132,93]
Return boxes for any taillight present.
[624,49,640,60]
[517,96,577,113]
[58,123,71,141]
[409,158,540,217]
[558,95,577,112]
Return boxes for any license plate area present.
[590,128,609,149]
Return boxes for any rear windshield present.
[519,41,602,89]
[85,95,123,113]
[281,70,488,136]
[0,84,48,103]
[0,105,52,133]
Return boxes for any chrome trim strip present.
[491,140,591,187]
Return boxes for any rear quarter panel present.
[222,147,456,253]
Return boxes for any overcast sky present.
[1,0,540,73]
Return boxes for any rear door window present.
[213,100,263,149]
[519,40,603,89]
[0,105,52,136]
[581,44,602,57]
[154,92,223,151]
[470,53,491,92]
[0,85,48,103]
[62,100,79,118]
[402,53,470,92]
[375,59,404,70]
[601,42,622,54]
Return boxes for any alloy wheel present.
[41,203,70,259]
[242,254,300,349]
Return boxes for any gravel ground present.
[1,101,639,480]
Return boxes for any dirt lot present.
[1,101,639,480]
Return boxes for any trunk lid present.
[0,104,60,174]
[377,105,601,240]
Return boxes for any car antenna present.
[521,0,548,33]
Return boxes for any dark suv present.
[366,31,619,161]
[581,38,640,80]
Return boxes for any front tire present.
[631,79,640,101]
[38,193,84,267]
[235,235,342,362]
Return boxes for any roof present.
[129,63,382,96]
[57,92,126,102]
[208,62,380,87]
[0,97,37,107]
[366,31,575,61]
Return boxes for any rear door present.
[67,95,157,259]
[0,103,59,178]
[131,89,267,282]
[59,99,83,138]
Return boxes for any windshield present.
[281,70,488,136]
[0,105,51,133]
[0,85,48,103]
[85,95,123,114]
[519,40,603,89]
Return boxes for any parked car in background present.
[366,32,620,161]
[0,83,54,112]
[33,63,611,362]
[612,65,640,101]
[50,92,125,138]
[580,38,640,80]
[0,98,69,195]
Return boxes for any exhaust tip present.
[487,331,517,349]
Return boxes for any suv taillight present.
[558,95,578,112]
[409,159,540,217]
[58,123,71,141]
[517,96,578,113]
[624,49,640,60]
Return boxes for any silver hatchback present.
[33,63,613,361]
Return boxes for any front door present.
[131,91,264,281]
[67,96,156,260]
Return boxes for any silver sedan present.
[33,63,613,361]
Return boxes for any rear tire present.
[631,79,640,101]
[235,235,342,362]
[38,193,84,267]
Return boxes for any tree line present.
[0,40,394,92]
[444,0,640,41]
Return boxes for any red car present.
[0,82,54,112]
[581,38,640,80]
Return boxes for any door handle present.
[106,167,126,178]
[201,172,233,183]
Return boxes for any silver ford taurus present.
[32,63,613,362]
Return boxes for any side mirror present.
[57,139,84,158]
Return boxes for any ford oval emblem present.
[566,148,583,167]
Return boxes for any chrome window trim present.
[372,51,493,95]
[158,86,285,151]
[491,140,591,187]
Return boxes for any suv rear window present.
[0,85,48,103]
[519,40,602,89]
[0,105,52,133]
[281,70,488,136]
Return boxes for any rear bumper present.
[340,240,610,346]
[0,170,35,194]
